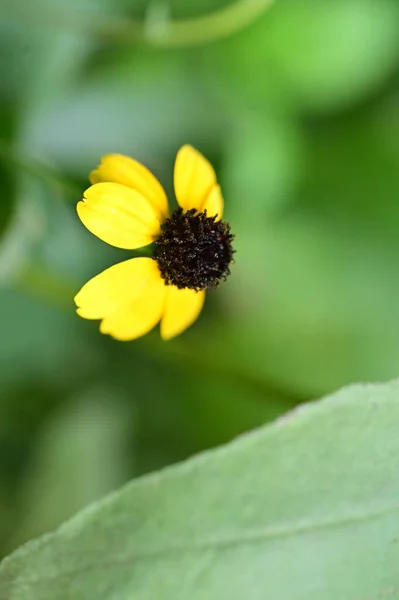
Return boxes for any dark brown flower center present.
[153,208,235,291]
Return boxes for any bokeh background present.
[1,0,399,557]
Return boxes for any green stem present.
[5,0,275,47]
[17,261,302,404]
[144,0,276,47]
[17,263,76,311]
[0,142,79,200]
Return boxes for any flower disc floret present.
[153,208,235,291]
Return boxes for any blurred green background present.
[1,0,399,557]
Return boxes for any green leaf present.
[1,380,399,599]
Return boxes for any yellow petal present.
[161,286,205,340]
[100,262,166,341]
[174,145,217,212]
[74,257,157,320]
[202,184,224,221]
[77,182,161,249]
[90,154,169,221]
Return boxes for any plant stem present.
[0,142,79,200]
[4,0,275,47]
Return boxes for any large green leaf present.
[1,379,399,599]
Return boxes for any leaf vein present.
[2,501,399,590]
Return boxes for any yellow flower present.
[74,145,235,341]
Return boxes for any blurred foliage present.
[0,0,399,558]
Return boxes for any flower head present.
[74,145,235,341]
